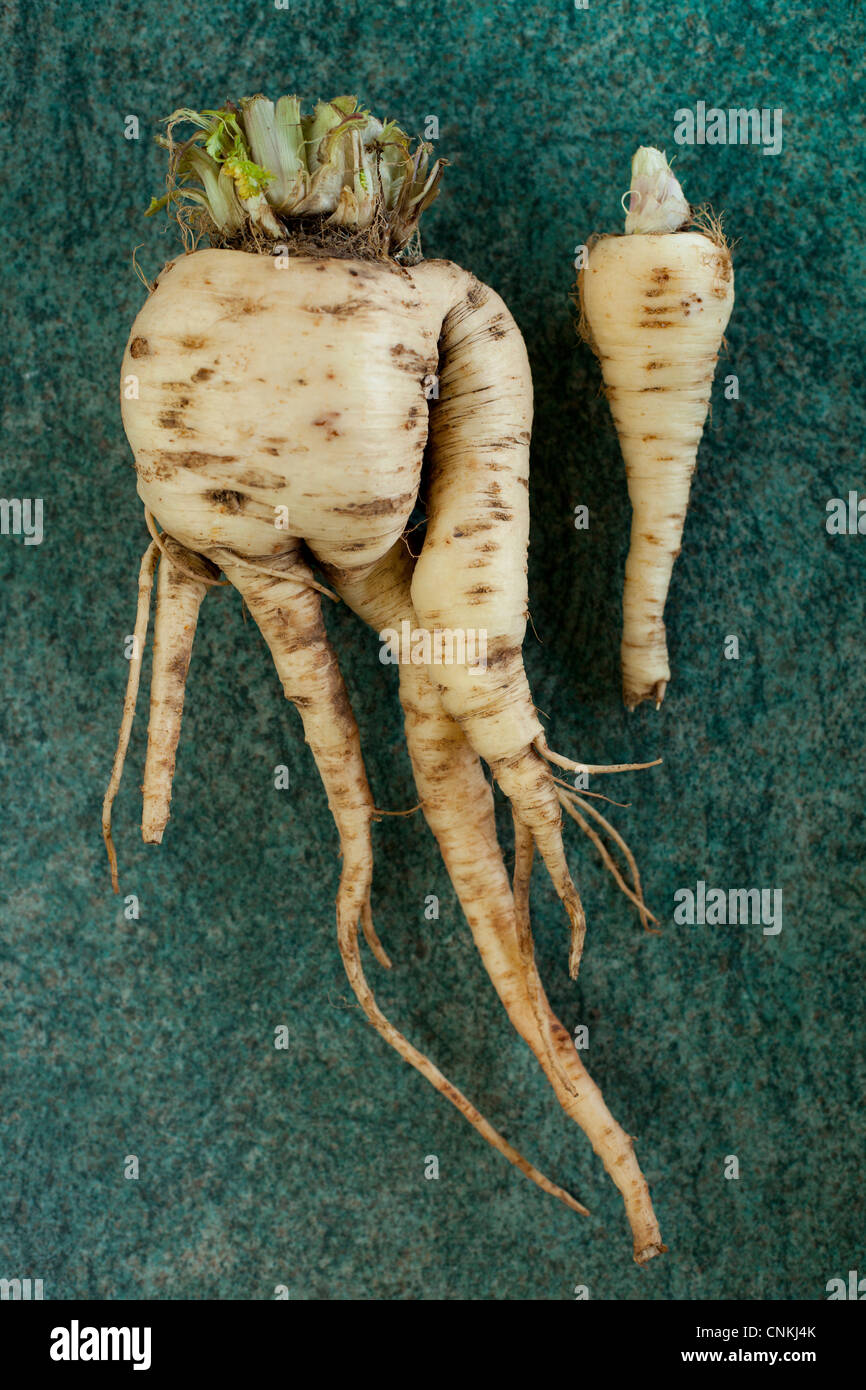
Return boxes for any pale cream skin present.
[123,249,569,923]
[125,250,452,563]
[581,231,734,708]
[116,247,665,1262]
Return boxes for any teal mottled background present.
[1,0,864,1301]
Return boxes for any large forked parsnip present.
[579,147,735,709]
[104,95,665,1263]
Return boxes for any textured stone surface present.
[1,0,863,1300]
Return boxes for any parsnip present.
[324,541,665,1263]
[104,96,664,1263]
[579,146,735,709]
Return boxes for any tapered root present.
[494,745,587,978]
[142,540,219,844]
[512,808,534,930]
[337,906,588,1216]
[318,540,664,1254]
[222,553,539,1203]
[400,687,665,1255]
[437,736,664,1256]
[218,545,377,957]
[361,898,392,970]
[102,542,159,893]
[513,809,580,1098]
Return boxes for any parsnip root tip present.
[563,1192,592,1218]
[624,681,668,713]
[102,540,159,893]
[568,906,587,980]
[361,899,392,970]
[634,1240,668,1265]
[103,829,120,895]
[557,871,587,978]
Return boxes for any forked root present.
[217,545,378,968]
[142,538,218,844]
[494,745,587,978]
[102,541,159,893]
[318,539,664,1256]
[219,553,562,1202]
[512,809,534,927]
[361,898,392,970]
[512,810,579,1099]
[337,903,588,1217]
[217,547,579,1209]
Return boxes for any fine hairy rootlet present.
[104,95,666,1263]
